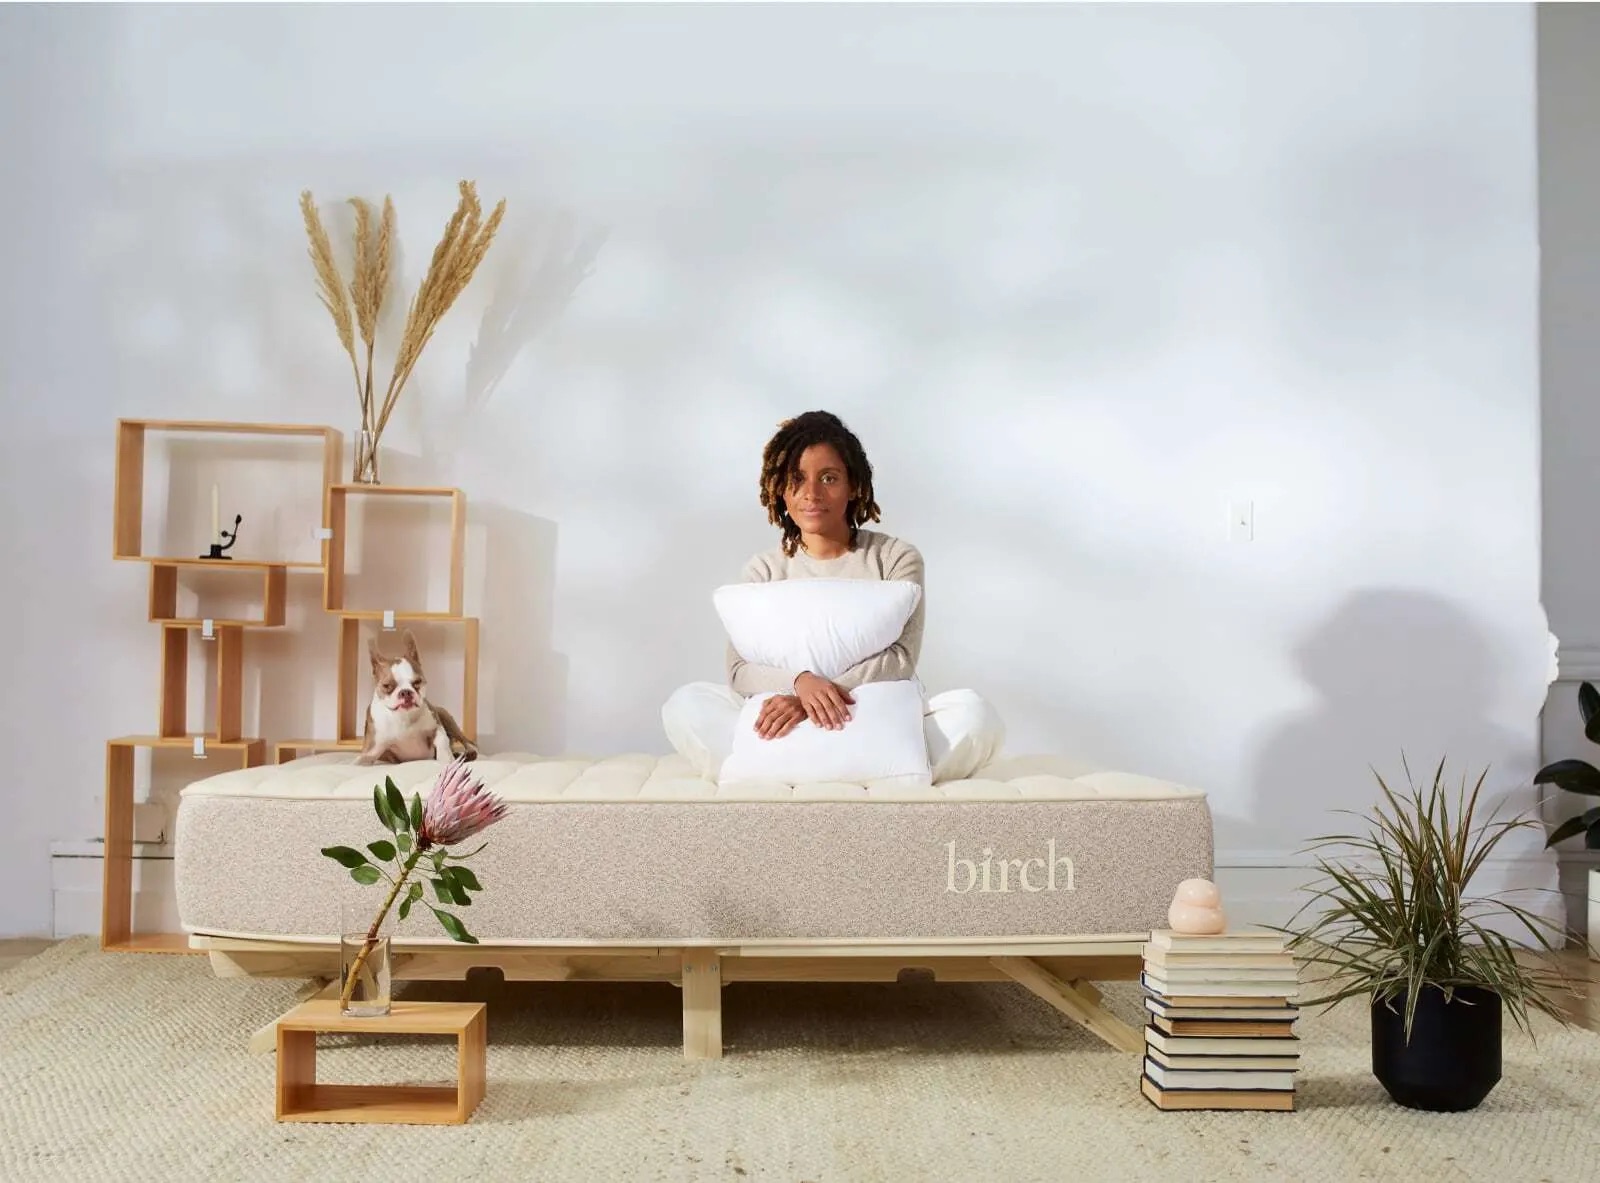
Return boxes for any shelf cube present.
[275,1000,487,1125]
[323,484,465,617]
[113,419,341,568]
[335,614,480,745]
[148,560,288,628]
[103,735,265,951]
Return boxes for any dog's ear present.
[368,637,387,678]
[400,629,422,671]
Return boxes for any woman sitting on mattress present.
[662,409,1004,782]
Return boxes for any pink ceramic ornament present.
[1168,877,1226,934]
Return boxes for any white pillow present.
[719,679,933,786]
[713,578,921,680]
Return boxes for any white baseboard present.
[1555,645,1600,682]
[50,839,179,940]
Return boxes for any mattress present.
[173,752,1213,944]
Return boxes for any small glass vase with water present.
[339,901,394,1017]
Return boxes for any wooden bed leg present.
[681,949,723,1061]
[248,978,336,1055]
[989,956,1143,1053]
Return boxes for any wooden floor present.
[1539,949,1600,1032]
[2,940,1598,1031]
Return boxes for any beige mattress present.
[173,752,1213,944]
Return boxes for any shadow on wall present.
[475,502,567,754]
[423,201,608,476]
[1231,586,1548,864]
[350,448,568,756]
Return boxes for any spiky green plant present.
[1273,756,1583,1042]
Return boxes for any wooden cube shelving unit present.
[105,419,338,953]
[105,419,482,949]
[274,999,487,1125]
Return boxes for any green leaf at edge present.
[410,791,424,832]
[350,865,382,886]
[431,906,478,944]
[1581,681,1600,743]
[385,778,408,833]
[373,784,395,831]
[321,846,371,870]
[1533,759,1600,797]
[437,867,472,905]
[367,839,397,862]
[1546,808,1600,847]
[399,896,414,921]
[448,865,484,893]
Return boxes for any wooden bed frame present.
[193,933,1148,1060]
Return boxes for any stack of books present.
[1138,928,1302,1112]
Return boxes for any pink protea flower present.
[418,755,508,849]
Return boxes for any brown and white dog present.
[354,630,479,765]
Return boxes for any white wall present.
[0,3,1557,937]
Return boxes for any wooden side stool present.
[274,999,487,1124]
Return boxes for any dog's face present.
[369,632,427,714]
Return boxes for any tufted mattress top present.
[177,751,1210,805]
[174,751,1214,944]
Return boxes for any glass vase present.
[352,427,381,484]
[339,903,393,1017]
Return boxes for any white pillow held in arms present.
[713,578,922,680]
[719,679,932,786]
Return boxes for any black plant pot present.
[1370,985,1502,1112]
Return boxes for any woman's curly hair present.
[758,411,882,557]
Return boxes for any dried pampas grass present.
[300,181,503,481]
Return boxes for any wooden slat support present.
[215,624,244,742]
[148,562,178,621]
[262,564,288,626]
[101,744,136,949]
[682,948,723,1061]
[159,625,188,738]
[448,490,466,616]
[990,955,1144,1053]
[113,421,148,558]
[193,934,1148,1060]
[337,616,361,743]
[461,616,480,739]
[324,485,349,611]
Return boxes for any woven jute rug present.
[1,939,1594,1181]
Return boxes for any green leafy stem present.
[321,775,487,1008]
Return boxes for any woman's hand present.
[755,694,808,740]
[794,672,855,730]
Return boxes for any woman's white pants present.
[661,683,1005,784]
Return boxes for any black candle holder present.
[201,514,243,560]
